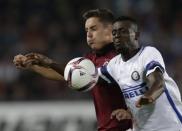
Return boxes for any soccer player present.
[13,9,132,131]
[98,16,182,131]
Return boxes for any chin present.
[91,45,101,51]
[115,46,126,54]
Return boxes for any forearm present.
[49,63,65,75]
[145,70,164,101]
[30,65,64,81]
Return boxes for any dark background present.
[0,0,181,101]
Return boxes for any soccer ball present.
[64,57,99,92]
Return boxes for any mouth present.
[114,41,120,44]
[87,40,94,45]
[113,40,121,50]
[114,38,121,44]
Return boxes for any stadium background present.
[0,0,181,131]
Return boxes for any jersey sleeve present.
[142,47,165,77]
[98,59,117,84]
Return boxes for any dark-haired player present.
[99,16,182,131]
[13,9,132,131]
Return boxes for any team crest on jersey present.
[131,71,140,81]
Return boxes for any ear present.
[105,26,113,42]
[135,32,140,40]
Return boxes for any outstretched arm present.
[13,54,65,81]
[29,65,64,80]
[136,69,164,107]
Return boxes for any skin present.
[13,16,113,79]
[13,16,134,122]
[112,21,140,61]
[111,20,164,121]
[85,17,113,50]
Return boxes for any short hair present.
[114,16,139,31]
[82,9,114,24]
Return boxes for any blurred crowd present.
[0,0,181,101]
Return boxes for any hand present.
[23,53,54,67]
[13,54,27,69]
[111,109,132,121]
[136,95,154,108]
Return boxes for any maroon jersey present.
[85,44,132,131]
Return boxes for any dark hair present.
[114,16,139,31]
[82,9,114,24]
[114,16,138,25]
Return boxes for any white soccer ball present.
[64,57,99,92]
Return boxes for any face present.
[112,21,139,53]
[85,17,113,50]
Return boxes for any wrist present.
[142,95,154,103]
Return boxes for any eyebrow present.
[85,25,97,31]
[113,27,126,30]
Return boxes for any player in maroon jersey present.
[13,9,132,131]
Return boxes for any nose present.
[113,30,120,38]
[87,31,92,38]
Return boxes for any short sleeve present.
[98,58,117,84]
[142,47,165,76]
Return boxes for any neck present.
[121,47,141,61]
[95,43,114,56]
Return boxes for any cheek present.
[129,35,135,41]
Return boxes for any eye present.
[91,27,97,31]
[112,30,116,36]
[120,28,129,34]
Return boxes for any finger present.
[14,55,27,65]
[136,97,152,108]
[15,63,25,69]
[111,110,119,119]
[13,60,23,66]
[111,109,127,120]
[25,53,37,59]
[26,53,41,59]
[13,55,24,61]
[116,112,123,120]
[25,57,38,62]
[122,112,132,120]
[117,111,128,120]
[136,100,141,108]
[23,59,39,66]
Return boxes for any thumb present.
[110,110,118,119]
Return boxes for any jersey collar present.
[95,43,115,56]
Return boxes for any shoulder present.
[143,46,158,52]
[143,46,160,53]
[108,54,121,65]
[84,51,95,59]
[142,46,161,56]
